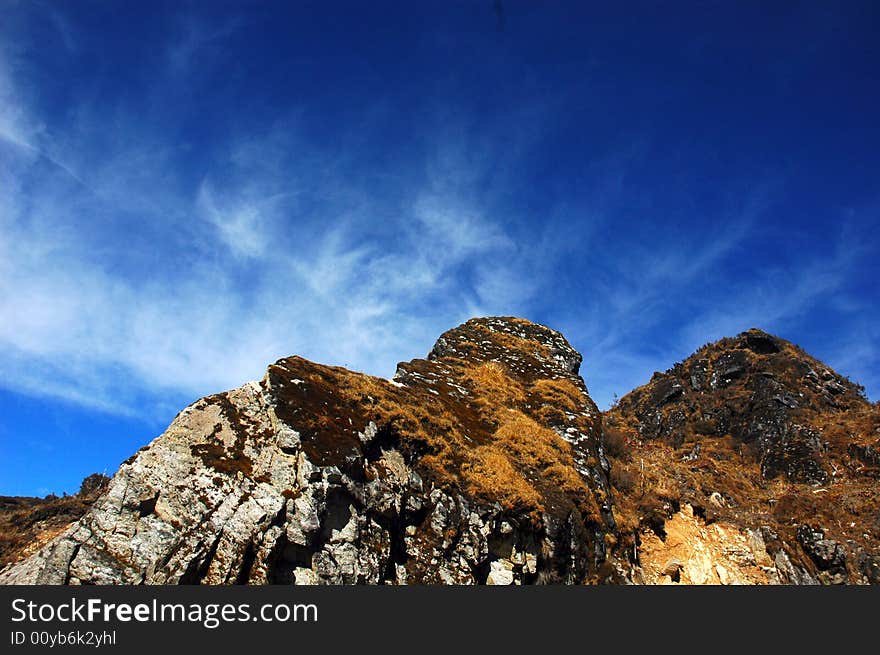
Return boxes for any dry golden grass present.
[815,402,880,452]
[530,378,585,427]
[462,409,600,521]
[337,369,466,478]
[602,425,630,460]
[545,463,601,520]
[462,361,526,409]
[470,322,553,358]
[323,342,600,524]
[601,329,880,564]
[530,378,582,412]
[452,340,480,357]
[463,446,543,512]
[0,493,102,568]
[604,405,880,551]
[493,410,573,468]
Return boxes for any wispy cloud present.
[678,221,871,346]
[570,201,878,409]
[1,3,877,430]
[196,180,274,260]
[0,48,39,151]
[0,23,542,418]
[166,14,243,76]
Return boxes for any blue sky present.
[1,1,878,496]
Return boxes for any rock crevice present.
[0,317,629,585]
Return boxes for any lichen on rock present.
[0,317,629,585]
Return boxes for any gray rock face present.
[0,317,629,585]
[796,525,848,585]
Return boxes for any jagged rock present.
[612,329,870,486]
[606,328,880,585]
[486,560,515,585]
[796,525,848,584]
[3,321,878,586]
[638,504,774,585]
[0,317,628,585]
[0,476,108,569]
[743,332,782,355]
[660,559,683,577]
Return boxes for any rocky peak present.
[738,328,783,355]
[422,316,583,377]
[3,319,876,586]
[0,317,629,586]
[613,327,868,484]
[606,328,879,584]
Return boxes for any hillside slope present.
[0,474,109,569]
[606,329,880,584]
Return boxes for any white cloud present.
[0,49,533,419]
[413,194,513,260]
[2,8,876,428]
[197,180,271,259]
[0,50,40,151]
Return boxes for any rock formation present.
[0,317,630,585]
[1,320,878,585]
[606,329,880,584]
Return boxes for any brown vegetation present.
[0,474,109,568]
[281,319,607,527]
[605,329,880,573]
[462,361,527,413]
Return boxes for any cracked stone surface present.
[4,320,876,585]
[0,317,631,585]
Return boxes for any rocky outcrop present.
[3,321,878,585]
[606,328,880,585]
[0,317,630,585]
[614,329,867,484]
[637,504,774,585]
